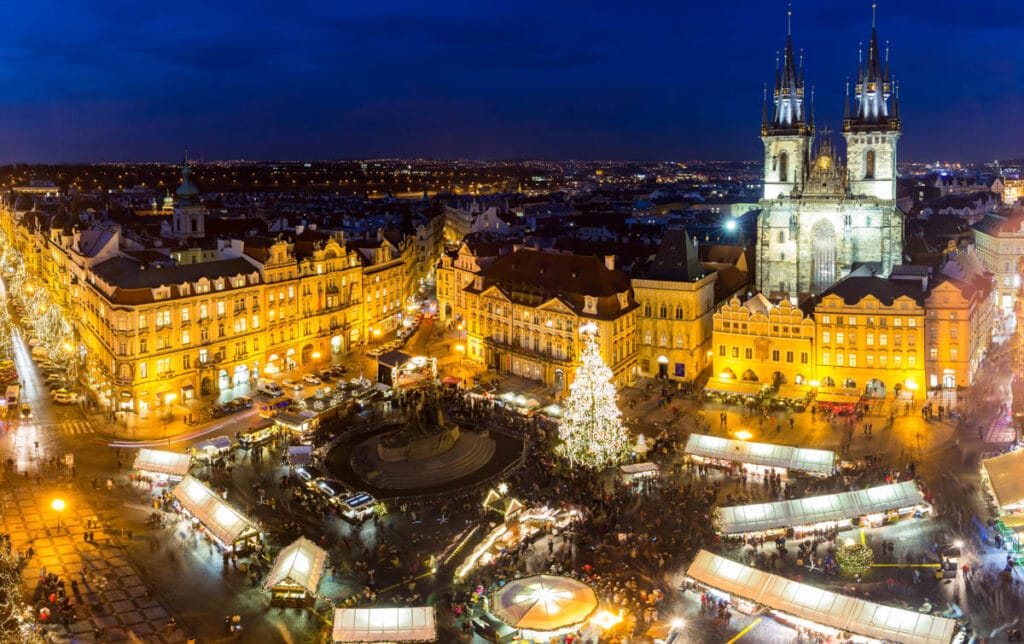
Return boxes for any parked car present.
[294,465,324,485]
[282,379,303,391]
[53,391,77,404]
[19,404,31,418]
[302,374,321,386]
[314,478,349,501]
[231,396,253,410]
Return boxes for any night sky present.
[1,0,1021,163]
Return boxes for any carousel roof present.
[263,536,327,594]
[491,575,598,632]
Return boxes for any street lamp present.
[312,351,322,371]
[455,344,465,368]
[51,498,65,532]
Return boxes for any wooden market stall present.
[263,537,327,607]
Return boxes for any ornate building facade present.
[756,16,903,300]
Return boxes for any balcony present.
[482,337,574,365]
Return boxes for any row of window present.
[719,345,809,364]
[819,315,918,327]
[821,331,919,347]
[821,352,916,368]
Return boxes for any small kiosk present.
[263,537,327,607]
[981,450,1024,552]
[274,411,318,439]
[239,420,278,448]
[191,436,234,464]
[132,448,191,482]
[340,492,376,523]
[619,462,659,482]
[331,606,436,643]
[171,476,260,552]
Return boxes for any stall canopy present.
[703,378,765,396]
[288,445,312,466]
[684,434,836,476]
[717,482,924,535]
[133,448,191,478]
[171,476,259,546]
[263,537,327,595]
[982,449,1024,509]
[194,436,233,453]
[491,574,598,632]
[331,606,436,643]
[687,551,956,644]
[815,392,863,404]
[620,463,659,476]
[775,384,810,400]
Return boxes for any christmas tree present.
[558,324,629,469]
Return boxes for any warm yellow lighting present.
[497,482,508,495]
[51,499,65,512]
[62,342,73,352]
[165,393,177,405]
[372,329,381,337]
[809,380,820,388]
[455,344,465,353]
[719,371,733,380]
[590,609,623,630]
[735,430,753,441]
[905,380,918,391]
[844,538,855,547]
[312,351,321,360]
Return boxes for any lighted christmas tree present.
[558,323,629,469]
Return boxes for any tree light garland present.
[558,329,629,469]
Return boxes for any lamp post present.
[455,344,465,370]
[51,498,65,532]
[312,351,322,372]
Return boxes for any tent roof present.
[263,537,326,594]
[171,476,259,546]
[717,482,924,534]
[982,449,1024,508]
[133,448,191,477]
[684,434,835,475]
[686,551,955,644]
[703,378,765,396]
[491,575,597,632]
[331,606,436,642]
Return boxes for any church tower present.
[171,159,206,239]
[842,5,901,201]
[761,9,813,200]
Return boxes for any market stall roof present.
[815,392,863,404]
[377,351,413,368]
[686,551,956,644]
[193,436,233,452]
[982,449,1024,509]
[275,412,312,430]
[684,434,836,475]
[331,606,436,642]
[775,384,811,400]
[441,376,461,385]
[132,448,190,478]
[287,445,312,466]
[263,537,327,594]
[703,378,765,396]
[491,574,598,632]
[171,476,259,546]
[620,463,659,475]
[717,482,924,535]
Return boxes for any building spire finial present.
[787,2,792,36]
[872,2,877,29]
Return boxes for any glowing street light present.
[51,498,66,532]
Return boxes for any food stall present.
[684,434,836,478]
[171,476,260,553]
[684,550,958,644]
[981,449,1024,513]
[703,378,767,405]
[331,606,436,643]
[377,351,437,388]
[132,448,191,482]
[190,436,234,464]
[263,537,327,607]
[340,492,376,523]
[490,575,598,640]
[455,504,579,581]
[274,411,318,439]
[287,445,313,467]
[619,462,659,482]
[814,391,863,416]
[716,481,929,538]
[239,420,278,448]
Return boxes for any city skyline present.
[0,0,1021,164]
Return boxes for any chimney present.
[604,255,616,271]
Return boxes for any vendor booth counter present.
[332,606,436,643]
[263,536,326,608]
[190,436,234,464]
[685,550,957,644]
[685,433,836,477]
[171,475,260,552]
[132,448,191,482]
[716,481,928,537]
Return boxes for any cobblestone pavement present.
[3,478,186,643]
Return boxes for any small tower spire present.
[809,85,815,127]
[844,80,851,119]
[872,1,877,29]
[787,2,792,36]
[762,83,769,127]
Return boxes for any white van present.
[256,378,284,397]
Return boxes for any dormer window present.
[584,296,597,314]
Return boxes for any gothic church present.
[755,10,903,300]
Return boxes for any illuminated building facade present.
[712,294,815,386]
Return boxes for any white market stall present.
[331,606,436,643]
[132,448,191,481]
[981,449,1024,512]
[171,475,260,552]
[263,536,327,607]
[619,462,659,481]
[685,551,957,644]
[685,433,836,477]
[716,481,928,537]
[191,436,234,463]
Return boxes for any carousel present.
[491,575,598,639]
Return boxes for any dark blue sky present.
[1,0,1021,163]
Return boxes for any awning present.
[331,606,436,642]
[275,412,312,430]
[717,482,924,534]
[441,376,461,385]
[377,350,413,368]
[193,436,234,453]
[171,476,259,546]
[684,434,836,475]
[982,449,1024,509]
[815,392,862,404]
[776,384,810,400]
[703,378,765,396]
[263,537,326,594]
[288,445,312,466]
[686,551,956,644]
[133,448,191,478]
[620,462,659,476]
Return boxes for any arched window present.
[779,151,789,182]
[864,149,875,179]
[643,330,652,345]
[644,303,652,317]
[777,231,786,243]
[675,306,683,319]
[659,304,667,318]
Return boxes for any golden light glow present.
[808,380,820,387]
[51,498,65,512]
[590,610,623,630]
[455,344,465,353]
[734,430,753,441]
[312,351,321,360]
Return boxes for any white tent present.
[331,606,436,642]
[172,476,259,547]
[133,448,191,479]
[685,434,835,475]
[982,449,1024,509]
[717,482,924,534]
[686,551,956,644]
[263,536,327,595]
